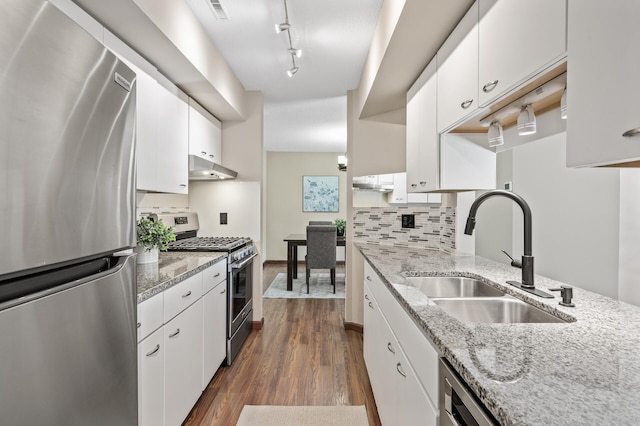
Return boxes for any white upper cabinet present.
[104,30,189,194]
[478,0,567,106]
[437,2,479,133]
[156,75,189,194]
[406,58,439,193]
[189,99,222,164]
[566,0,640,167]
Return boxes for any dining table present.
[283,233,346,291]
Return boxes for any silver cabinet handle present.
[145,344,160,357]
[201,151,207,156]
[420,181,426,186]
[483,80,499,93]
[209,154,215,158]
[460,99,473,109]
[387,342,395,354]
[137,322,141,329]
[220,288,226,294]
[182,291,192,298]
[368,301,373,309]
[169,329,180,338]
[622,127,640,137]
[366,276,372,281]
[213,272,221,278]
[364,294,369,300]
[179,184,187,188]
[410,183,417,188]
[396,362,407,378]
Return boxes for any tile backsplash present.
[352,206,456,253]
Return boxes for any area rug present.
[263,273,345,299]
[236,405,368,426]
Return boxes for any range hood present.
[188,155,238,181]
[352,181,393,192]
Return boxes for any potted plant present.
[334,218,347,237]
[135,217,176,264]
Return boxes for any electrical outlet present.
[401,214,415,229]
[220,212,227,225]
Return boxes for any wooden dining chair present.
[305,225,337,294]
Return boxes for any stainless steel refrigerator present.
[0,1,138,425]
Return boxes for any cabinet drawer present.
[203,260,227,294]
[164,273,203,323]
[138,293,163,343]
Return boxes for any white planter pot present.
[135,247,159,264]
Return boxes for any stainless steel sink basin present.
[431,296,568,324]
[406,276,506,298]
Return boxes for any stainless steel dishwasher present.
[439,359,497,426]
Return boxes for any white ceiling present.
[185,0,383,152]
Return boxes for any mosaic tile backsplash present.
[352,206,456,253]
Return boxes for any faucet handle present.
[550,285,575,307]
[501,250,522,269]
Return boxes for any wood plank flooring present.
[183,263,380,426]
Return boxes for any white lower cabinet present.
[138,327,164,426]
[202,279,227,389]
[164,299,204,426]
[364,265,439,425]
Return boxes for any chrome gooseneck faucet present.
[464,190,553,298]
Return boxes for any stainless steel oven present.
[227,247,256,364]
[439,358,497,426]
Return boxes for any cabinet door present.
[164,300,204,426]
[478,0,566,106]
[189,100,222,163]
[134,68,159,192]
[406,58,438,192]
[156,81,189,194]
[395,348,438,426]
[566,0,640,167]
[437,2,479,132]
[138,328,164,426]
[202,281,227,389]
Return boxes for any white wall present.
[618,169,640,305]
[511,132,620,298]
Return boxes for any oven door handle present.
[230,252,258,270]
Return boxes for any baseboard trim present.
[344,322,363,333]
[251,318,264,330]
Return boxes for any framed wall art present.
[302,176,339,212]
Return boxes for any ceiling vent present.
[207,0,229,20]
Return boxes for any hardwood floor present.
[183,263,380,426]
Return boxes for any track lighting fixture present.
[276,0,301,77]
[275,23,290,33]
[488,120,504,147]
[517,104,537,136]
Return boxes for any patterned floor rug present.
[263,272,345,299]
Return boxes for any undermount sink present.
[431,296,569,324]
[406,276,506,298]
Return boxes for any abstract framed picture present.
[302,176,339,212]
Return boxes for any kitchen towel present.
[236,405,369,426]
[263,273,345,299]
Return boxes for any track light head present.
[517,104,537,136]
[560,86,567,120]
[275,22,290,33]
[287,66,299,77]
[288,47,302,58]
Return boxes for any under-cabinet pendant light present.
[560,86,567,119]
[488,120,504,147]
[517,104,537,136]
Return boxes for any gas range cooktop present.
[167,236,251,252]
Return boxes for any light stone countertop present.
[136,252,227,303]
[356,242,640,426]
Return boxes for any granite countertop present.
[356,242,640,426]
[136,252,227,303]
